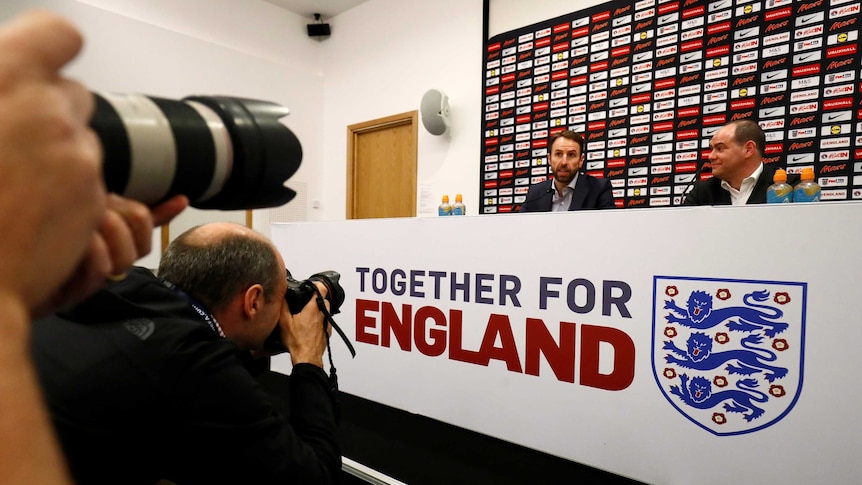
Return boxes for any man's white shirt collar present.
[720,163,763,206]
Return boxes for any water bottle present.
[793,167,821,203]
[438,195,452,216]
[766,168,793,203]
[452,193,466,215]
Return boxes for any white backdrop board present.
[272,202,862,485]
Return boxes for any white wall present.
[318,0,484,218]
[0,0,602,256]
[314,0,604,219]
[0,0,325,265]
[488,0,605,38]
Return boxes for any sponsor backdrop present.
[479,0,862,213]
[271,202,862,485]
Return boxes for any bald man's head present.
[158,223,283,313]
[181,222,265,245]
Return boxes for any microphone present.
[676,161,706,206]
[517,185,555,211]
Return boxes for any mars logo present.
[652,276,806,436]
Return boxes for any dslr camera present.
[285,269,345,315]
[263,270,345,353]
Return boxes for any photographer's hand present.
[0,10,109,485]
[0,10,104,316]
[34,194,188,316]
[280,282,331,368]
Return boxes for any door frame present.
[346,111,418,219]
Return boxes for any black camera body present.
[263,270,345,353]
[285,270,344,315]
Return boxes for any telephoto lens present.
[90,93,303,210]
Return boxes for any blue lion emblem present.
[654,277,805,436]
[670,374,769,422]
[663,332,788,382]
[664,289,788,337]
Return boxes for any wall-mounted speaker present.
[307,23,331,37]
[307,13,330,38]
[420,89,451,136]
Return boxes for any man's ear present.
[243,284,265,317]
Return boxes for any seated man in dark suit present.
[683,119,799,205]
[518,130,615,212]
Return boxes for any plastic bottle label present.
[793,183,821,203]
[438,205,452,216]
[766,185,793,203]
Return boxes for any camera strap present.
[310,285,355,397]
[310,286,356,359]
[161,279,225,338]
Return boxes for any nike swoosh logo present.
[766,72,781,79]
[791,156,807,162]
[764,109,778,116]
[573,18,589,28]
[797,54,815,61]
[634,53,650,61]
[654,134,671,141]
[611,99,626,107]
[682,53,699,62]
[827,114,846,121]
[799,15,818,24]
[712,0,730,9]
[633,85,650,93]
[706,105,721,112]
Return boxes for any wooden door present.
[347,111,418,219]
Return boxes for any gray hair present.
[157,226,282,313]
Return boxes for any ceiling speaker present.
[420,89,451,136]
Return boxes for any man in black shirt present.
[32,222,340,484]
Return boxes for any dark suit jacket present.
[518,175,615,212]
[682,165,801,206]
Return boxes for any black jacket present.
[31,267,340,485]
[682,165,801,206]
[518,176,616,212]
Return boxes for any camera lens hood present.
[92,92,302,210]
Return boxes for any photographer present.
[31,222,340,484]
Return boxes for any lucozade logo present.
[652,276,806,436]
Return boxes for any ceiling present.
[263,0,370,20]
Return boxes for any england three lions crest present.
[652,276,807,436]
